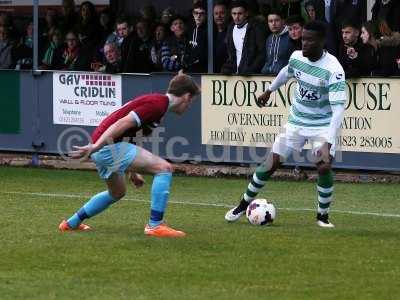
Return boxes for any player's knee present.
[152,161,174,174]
[110,188,126,201]
[317,162,331,175]
[271,154,281,172]
[271,161,280,172]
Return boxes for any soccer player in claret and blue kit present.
[59,73,200,237]
[225,21,347,228]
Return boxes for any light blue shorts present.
[90,142,138,179]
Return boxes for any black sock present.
[233,199,249,214]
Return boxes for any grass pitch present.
[1,166,400,299]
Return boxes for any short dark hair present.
[230,0,248,11]
[169,14,185,25]
[167,74,200,97]
[341,20,360,30]
[286,15,304,26]
[303,21,327,39]
[304,0,315,8]
[267,9,282,18]
[115,16,130,26]
[193,1,206,11]
[214,0,228,7]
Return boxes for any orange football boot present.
[144,223,186,237]
[58,220,91,232]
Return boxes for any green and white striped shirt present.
[286,50,346,128]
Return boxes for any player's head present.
[302,21,327,60]
[167,72,200,115]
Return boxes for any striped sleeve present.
[328,68,346,106]
[287,58,294,77]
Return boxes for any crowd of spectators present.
[0,0,399,77]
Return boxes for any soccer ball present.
[246,199,276,226]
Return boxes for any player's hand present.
[69,144,94,160]
[256,90,272,107]
[129,172,145,188]
[317,142,332,163]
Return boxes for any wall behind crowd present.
[0,0,399,77]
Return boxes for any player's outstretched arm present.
[256,65,291,107]
[69,144,94,160]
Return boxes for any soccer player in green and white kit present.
[225,21,346,227]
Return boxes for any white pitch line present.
[3,191,400,219]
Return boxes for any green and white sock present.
[317,170,334,214]
[243,165,272,202]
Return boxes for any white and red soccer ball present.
[246,199,276,226]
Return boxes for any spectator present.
[136,19,153,50]
[259,3,272,25]
[303,0,332,22]
[359,21,378,75]
[213,1,229,73]
[161,15,189,72]
[372,0,400,32]
[0,25,14,69]
[185,1,208,72]
[374,20,400,76]
[41,8,59,42]
[261,11,291,75]
[0,12,12,27]
[59,0,78,35]
[117,18,153,73]
[335,0,365,32]
[74,1,101,47]
[41,28,64,70]
[14,21,33,70]
[360,21,378,49]
[106,16,131,48]
[221,0,267,74]
[247,0,264,19]
[304,1,317,21]
[99,42,122,73]
[338,21,374,77]
[133,19,154,72]
[160,7,176,27]
[0,12,17,41]
[150,24,167,71]
[286,14,304,52]
[87,8,115,72]
[304,0,338,55]
[139,4,157,30]
[58,31,91,71]
[272,0,302,19]
[99,8,115,44]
